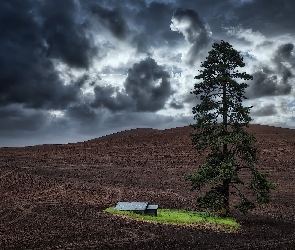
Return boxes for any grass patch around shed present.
[104,207,240,232]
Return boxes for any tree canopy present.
[185,40,276,217]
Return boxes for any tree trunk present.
[222,80,230,216]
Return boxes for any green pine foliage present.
[185,40,276,217]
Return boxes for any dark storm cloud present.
[182,87,201,107]
[0,105,48,131]
[66,104,97,122]
[246,43,294,99]
[246,71,292,99]
[73,73,98,88]
[274,43,295,62]
[75,74,90,89]
[84,0,147,10]
[226,0,295,36]
[273,43,294,83]
[92,58,173,112]
[171,8,211,65]
[90,4,130,40]
[124,57,173,112]
[171,8,208,44]
[91,84,134,112]
[0,0,99,110]
[133,36,149,54]
[171,0,231,38]
[41,0,97,69]
[88,0,181,53]
[1,0,295,147]
[137,1,177,43]
[173,0,295,39]
[169,99,184,109]
[0,50,79,109]
[64,104,104,135]
[251,104,277,117]
[125,1,182,52]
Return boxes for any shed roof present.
[146,204,158,210]
[115,202,148,211]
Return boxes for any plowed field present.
[1,124,295,249]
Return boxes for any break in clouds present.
[0,0,294,146]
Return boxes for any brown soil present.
[0,124,295,249]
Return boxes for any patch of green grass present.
[104,207,240,232]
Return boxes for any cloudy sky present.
[1,0,294,147]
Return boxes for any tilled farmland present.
[0,124,295,249]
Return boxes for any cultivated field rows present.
[0,124,295,249]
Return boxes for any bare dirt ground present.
[0,124,295,249]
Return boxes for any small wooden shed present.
[115,202,158,216]
[145,204,158,216]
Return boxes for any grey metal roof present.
[115,202,148,211]
[146,204,158,210]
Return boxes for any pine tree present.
[185,40,276,217]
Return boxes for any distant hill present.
[87,127,159,143]
[87,123,295,143]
